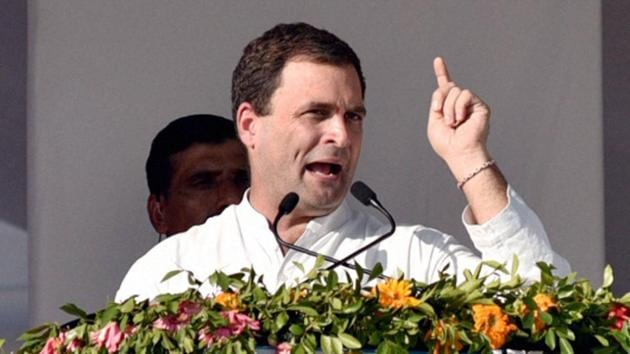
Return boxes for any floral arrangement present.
[15,258,630,354]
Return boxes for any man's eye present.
[193,178,216,188]
[345,112,364,122]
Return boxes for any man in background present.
[145,114,249,238]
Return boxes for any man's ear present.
[236,102,258,148]
[147,195,168,235]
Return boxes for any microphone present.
[326,181,396,270]
[272,193,347,265]
[271,192,385,278]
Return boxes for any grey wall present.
[0,0,28,346]
[603,1,630,296]
[23,0,614,336]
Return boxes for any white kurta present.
[115,186,570,302]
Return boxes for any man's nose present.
[323,115,350,147]
[216,181,244,210]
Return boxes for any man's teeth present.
[307,163,340,176]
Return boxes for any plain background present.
[1,1,629,348]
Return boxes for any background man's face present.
[251,60,365,216]
[157,140,248,235]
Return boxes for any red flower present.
[608,303,630,330]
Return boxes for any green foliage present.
[17,260,630,354]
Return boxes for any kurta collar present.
[235,189,353,247]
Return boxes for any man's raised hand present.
[427,57,492,180]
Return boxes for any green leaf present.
[341,299,363,314]
[603,264,614,288]
[619,292,630,306]
[331,297,342,311]
[275,311,289,330]
[559,336,574,354]
[289,324,305,336]
[594,334,609,347]
[416,303,436,317]
[292,261,305,274]
[376,339,407,354]
[354,261,364,282]
[60,303,88,319]
[183,335,194,353]
[511,254,520,275]
[481,260,508,273]
[287,305,319,317]
[119,298,136,314]
[100,305,120,323]
[331,336,343,354]
[540,311,553,325]
[0,338,5,349]
[161,270,184,282]
[337,333,362,349]
[545,329,557,350]
[19,323,53,336]
[321,335,333,354]
[368,263,384,281]
[294,344,307,354]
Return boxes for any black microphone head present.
[278,192,299,215]
[351,181,376,206]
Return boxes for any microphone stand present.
[272,192,386,279]
[327,182,396,270]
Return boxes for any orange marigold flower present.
[215,292,241,310]
[534,293,557,312]
[522,293,557,331]
[372,279,421,309]
[472,304,517,349]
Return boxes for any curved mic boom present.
[271,191,385,278]
[272,193,347,265]
[326,181,396,270]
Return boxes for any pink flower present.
[153,315,185,332]
[40,334,64,354]
[154,300,203,332]
[221,310,261,335]
[178,300,202,321]
[276,342,292,354]
[198,327,214,346]
[66,338,84,352]
[90,322,129,353]
[197,311,260,347]
[198,327,230,346]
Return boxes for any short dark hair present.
[146,114,238,196]
[231,22,365,118]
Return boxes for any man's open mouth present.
[305,162,343,177]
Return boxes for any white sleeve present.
[462,185,571,281]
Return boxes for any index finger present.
[433,56,452,87]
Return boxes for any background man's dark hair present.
[146,114,238,196]
[231,22,366,118]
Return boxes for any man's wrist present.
[445,149,492,182]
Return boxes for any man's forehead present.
[275,60,364,100]
[170,142,244,169]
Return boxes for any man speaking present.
[116,23,569,302]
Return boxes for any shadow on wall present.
[0,220,28,347]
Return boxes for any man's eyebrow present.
[189,170,221,180]
[349,105,367,116]
[297,101,367,115]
